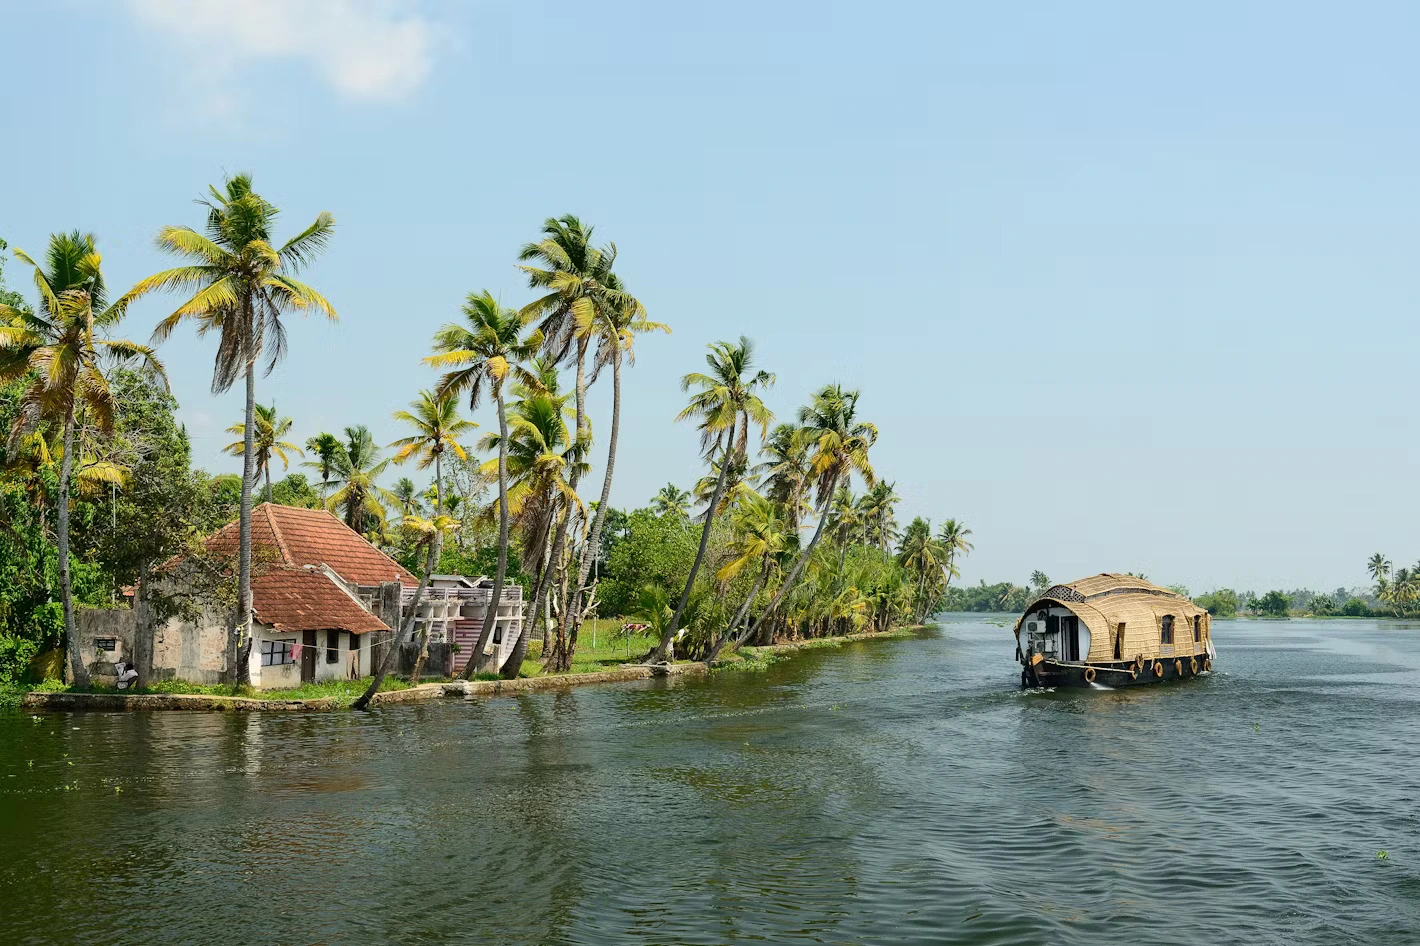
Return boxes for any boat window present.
[1161,615,1174,645]
[1114,623,1125,661]
[1193,615,1201,642]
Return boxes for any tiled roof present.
[251,566,389,634]
[204,503,415,585]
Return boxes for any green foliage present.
[599,508,703,616]
[1254,590,1291,617]
[1196,588,1239,618]
[437,544,525,584]
[941,580,1032,613]
[269,472,323,509]
[1339,597,1372,617]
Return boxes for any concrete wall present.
[246,625,373,690]
[74,609,138,685]
[151,601,230,685]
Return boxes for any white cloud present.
[130,0,438,102]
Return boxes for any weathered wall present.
[74,609,137,684]
[151,601,230,685]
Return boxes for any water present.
[3,615,1418,945]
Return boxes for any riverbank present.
[7,626,924,712]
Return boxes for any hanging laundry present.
[290,642,303,661]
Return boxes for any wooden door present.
[1064,616,1079,661]
[301,629,317,683]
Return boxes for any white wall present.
[1017,605,1092,662]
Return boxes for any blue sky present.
[4,0,1418,593]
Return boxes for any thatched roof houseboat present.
[1013,573,1215,687]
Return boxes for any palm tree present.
[651,338,775,664]
[353,511,458,710]
[0,232,166,686]
[1367,553,1391,588]
[224,402,301,502]
[428,290,543,679]
[827,485,861,571]
[705,491,787,662]
[856,480,900,552]
[120,174,335,686]
[303,432,342,498]
[471,374,584,678]
[391,477,421,518]
[653,483,691,519]
[326,425,394,535]
[745,384,876,643]
[558,297,669,665]
[389,388,476,514]
[518,217,643,670]
[896,517,940,622]
[1029,570,1050,594]
[754,422,811,532]
[936,519,973,595]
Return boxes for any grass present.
[2,675,418,709]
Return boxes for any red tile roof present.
[251,566,389,634]
[204,503,415,585]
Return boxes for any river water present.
[2,615,1418,945]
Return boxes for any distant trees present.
[1253,590,1291,617]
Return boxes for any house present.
[73,503,525,689]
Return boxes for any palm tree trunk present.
[264,464,272,504]
[411,455,446,684]
[745,472,840,644]
[653,433,734,663]
[563,353,621,664]
[57,401,87,687]
[705,558,768,663]
[498,511,556,680]
[544,340,589,672]
[233,359,257,687]
[354,533,438,711]
[535,503,575,672]
[462,391,512,680]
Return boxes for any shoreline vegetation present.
[5,626,925,711]
[1,186,972,708]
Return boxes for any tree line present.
[0,180,971,692]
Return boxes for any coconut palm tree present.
[326,425,394,535]
[120,174,335,686]
[391,478,421,518]
[896,517,940,621]
[745,384,876,642]
[353,511,458,710]
[1029,570,1051,594]
[1367,553,1391,588]
[517,217,643,670]
[705,491,787,661]
[471,375,584,678]
[754,422,811,532]
[0,232,166,685]
[558,297,669,664]
[303,432,342,498]
[653,483,691,519]
[651,337,775,664]
[857,480,900,552]
[389,388,476,514]
[428,290,544,679]
[827,485,862,571]
[224,402,301,502]
[936,519,974,592]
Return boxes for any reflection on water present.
[2,616,1419,945]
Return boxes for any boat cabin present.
[1013,573,1212,686]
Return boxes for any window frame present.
[326,628,340,664]
[261,640,293,667]
[1193,615,1202,642]
[1160,615,1175,645]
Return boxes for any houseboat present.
[1014,573,1216,688]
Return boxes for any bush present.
[1339,597,1372,617]
[1196,589,1239,618]
[0,635,40,685]
[1255,590,1291,617]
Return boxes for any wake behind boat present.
[1014,573,1216,688]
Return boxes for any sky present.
[3,0,1418,594]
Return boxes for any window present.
[1114,623,1125,661]
[1193,615,1202,642]
[1161,616,1174,645]
[493,624,503,644]
[326,629,340,664]
[94,637,117,653]
[349,631,362,652]
[261,640,293,666]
